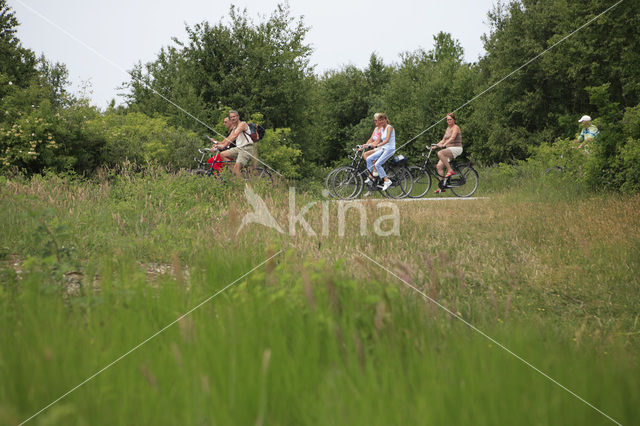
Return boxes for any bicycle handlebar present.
[199,147,218,154]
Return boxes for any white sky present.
[10,0,497,109]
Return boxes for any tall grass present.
[0,169,638,425]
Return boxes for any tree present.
[0,0,37,88]
[380,33,479,162]
[0,1,105,175]
[124,3,313,133]
[467,0,640,164]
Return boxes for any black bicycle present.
[408,144,479,198]
[326,145,413,200]
[191,147,273,183]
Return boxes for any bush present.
[98,111,202,169]
[0,77,106,174]
[529,137,588,178]
[257,128,302,180]
[619,138,640,192]
[583,104,640,193]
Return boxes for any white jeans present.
[366,147,395,179]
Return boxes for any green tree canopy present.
[467,0,640,163]
[0,0,37,88]
[125,3,313,133]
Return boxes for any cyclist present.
[575,115,599,152]
[434,112,463,194]
[365,113,395,192]
[223,116,232,136]
[362,113,384,162]
[209,110,255,179]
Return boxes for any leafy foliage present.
[0,74,106,174]
[257,127,302,179]
[1,0,639,192]
[0,0,37,87]
[125,4,313,132]
[583,103,640,193]
[466,0,640,164]
[98,110,202,168]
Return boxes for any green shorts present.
[226,144,255,166]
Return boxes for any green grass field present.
[1,168,639,425]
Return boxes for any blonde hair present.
[373,113,382,120]
[377,113,388,122]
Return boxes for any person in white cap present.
[575,115,599,150]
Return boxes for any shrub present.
[98,111,202,169]
[583,103,640,192]
[257,127,302,179]
[0,78,106,174]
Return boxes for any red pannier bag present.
[207,153,225,172]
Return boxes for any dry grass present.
[1,172,639,424]
[2,173,639,351]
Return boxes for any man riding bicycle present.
[208,110,255,178]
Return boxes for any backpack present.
[245,122,266,142]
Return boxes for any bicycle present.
[326,145,413,200]
[407,144,479,198]
[191,147,273,183]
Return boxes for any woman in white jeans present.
[364,113,395,192]
[435,112,463,194]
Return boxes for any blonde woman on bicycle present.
[362,113,384,162]
[365,113,395,192]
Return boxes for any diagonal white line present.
[357,249,622,426]
[19,250,284,426]
[13,0,283,177]
[394,0,625,154]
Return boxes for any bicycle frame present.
[356,145,412,195]
[327,144,412,199]
[417,145,445,178]
[354,145,399,179]
[198,147,259,174]
[416,145,469,189]
[347,147,367,176]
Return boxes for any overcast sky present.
[10,0,497,109]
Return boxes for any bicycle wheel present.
[385,166,413,199]
[324,168,340,198]
[330,166,362,199]
[407,165,432,198]
[450,164,479,197]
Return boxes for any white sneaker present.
[364,178,372,184]
[381,180,392,191]
[363,191,372,197]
